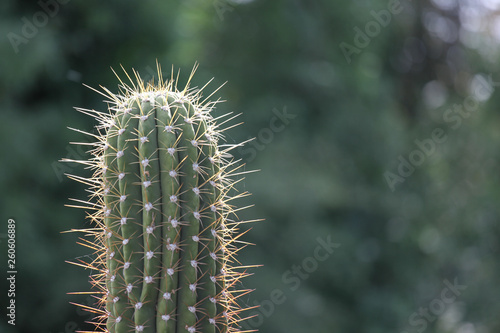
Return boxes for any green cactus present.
[66,65,255,333]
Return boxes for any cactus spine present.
[66,65,254,333]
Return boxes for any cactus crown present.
[66,64,255,333]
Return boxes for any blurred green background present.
[2,0,500,332]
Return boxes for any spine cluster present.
[66,67,254,333]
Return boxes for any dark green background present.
[1,0,500,332]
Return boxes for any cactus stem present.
[65,64,258,333]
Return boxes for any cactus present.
[65,65,255,333]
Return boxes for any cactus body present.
[66,66,254,333]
